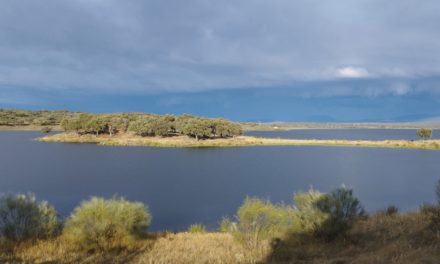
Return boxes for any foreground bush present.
[230,187,366,246]
[236,198,298,247]
[315,186,366,240]
[63,197,151,251]
[293,189,329,233]
[0,193,60,242]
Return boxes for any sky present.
[0,0,440,122]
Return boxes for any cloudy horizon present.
[1,0,439,121]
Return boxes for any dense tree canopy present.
[61,112,241,139]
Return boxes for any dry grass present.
[265,212,440,264]
[135,233,270,264]
[2,212,440,263]
[38,132,440,150]
[0,233,269,264]
[0,237,156,263]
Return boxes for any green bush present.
[219,217,237,233]
[230,186,366,245]
[188,223,206,233]
[293,189,329,233]
[63,197,151,251]
[314,186,365,240]
[236,198,298,246]
[0,193,60,242]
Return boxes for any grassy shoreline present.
[38,133,440,150]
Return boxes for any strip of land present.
[241,122,440,131]
[38,133,440,150]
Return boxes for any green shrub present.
[314,186,365,240]
[0,193,60,242]
[231,186,365,245]
[63,197,151,251]
[188,223,206,234]
[236,198,298,247]
[219,217,237,233]
[293,189,328,233]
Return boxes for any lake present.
[1,131,440,231]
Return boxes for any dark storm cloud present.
[1,0,440,95]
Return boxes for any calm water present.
[245,129,439,140]
[1,131,440,231]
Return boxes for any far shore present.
[2,123,440,132]
[0,125,62,131]
[241,122,440,131]
[38,132,440,150]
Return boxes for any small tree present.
[129,118,155,137]
[417,128,433,140]
[314,186,365,240]
[107,116,129,136]
[150,116,175,137]
[180,118,212,140]
[210,119,242,138]
[85,116,108,136]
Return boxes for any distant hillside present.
[2,108,440,131]
[0,109,74,127]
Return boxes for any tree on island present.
[416,128,432,140]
